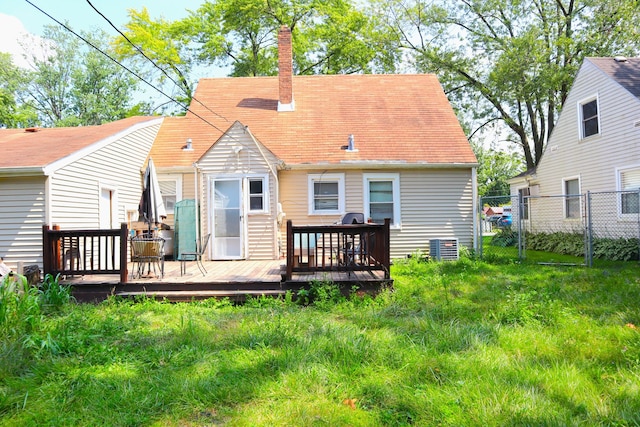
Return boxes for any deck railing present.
[42,223,129,283]
[285,218,391,281]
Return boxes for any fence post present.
[586,191,593,267]
[518,194,524,260]
[478,197,484,259]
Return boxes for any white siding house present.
[510,57,640,237]
[0,117,163,270]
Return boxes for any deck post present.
[286,220,293,281]
[383,218,391,279]
[42,225,51,275]
[120,223,129,284]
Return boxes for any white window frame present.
[363,173,401,228]
[578,95,600,140]
[517,186,530,221]
[158,174,182,215]
[308,173,345,215]
[246,175,269,214]
[562,176,581,219]
[616,165,640,218]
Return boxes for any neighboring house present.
[509,57,640,236]
[0,117,163,270]
[150,26,477,261]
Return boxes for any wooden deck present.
[65,259,392,303]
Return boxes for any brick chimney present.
[277,26,295,112]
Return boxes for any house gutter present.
[0,167,47,177]
[193,162,201,244]
[285,162,478,171]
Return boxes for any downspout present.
[472,166,478,253]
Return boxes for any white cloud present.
[0,13,45,69]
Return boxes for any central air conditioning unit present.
[429,238,459,261]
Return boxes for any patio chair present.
[131,236,165,279]
[180,233,210,276]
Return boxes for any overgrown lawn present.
[1,258,639,425]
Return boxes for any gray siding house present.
[0,117,163,270]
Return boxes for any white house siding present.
[196,122,279,260]
[49,122,162,231]
[279,167,475,259]
[0,177,46,269]
[514,59,640,237]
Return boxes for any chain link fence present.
[479,191,640,265]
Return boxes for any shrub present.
[490,228,518,247]
[525,232,640,261]
[39,273,74,312]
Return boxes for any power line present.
[23,0,228,135]
[85,0,230,124]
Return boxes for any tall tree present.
[0,53,37,128]
[373,0,640,170]
[22,25,140,127]
[474,142,523,198]
[113,0,399,110]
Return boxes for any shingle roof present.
[588,57,640,99]
[151,74,476,168]
[0,116,160,170]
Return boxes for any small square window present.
[619,168,640,215]
[308,174,345,215]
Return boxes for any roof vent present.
[614,56,628,63]
[25,127,40,133]
[183,138,193,151]
[346,134,358,152]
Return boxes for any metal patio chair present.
[180,233,210,276]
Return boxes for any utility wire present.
[24,0,227,135]
[86,0,230,124]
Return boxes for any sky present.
[0,0,209,107]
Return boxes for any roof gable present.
[0,117,162,174]
[151,74,476,168]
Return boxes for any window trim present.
[616,165,640,218]
[307,173,345,215]
[246,175,269,214]
[578,95,600,140]
[363,173,401,228]
[517,186,530,221]
[158,174,182,215]
[562,176,581,220]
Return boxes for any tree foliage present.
[373,0,640,170]
[474,142,523,198]
[0,53,37,128]
[20,25,140,127]
[114,0,399,110]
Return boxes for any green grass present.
[1,258,640,426]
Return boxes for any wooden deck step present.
[115,289,287,302]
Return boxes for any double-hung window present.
[308,173,345,215]
[518,187,530,220]
[363,173,400,227]
[248,177,268,213]
[563,177,581,219]
[158,175,182,214]
[580,97,599,139]
[618,167,640,215]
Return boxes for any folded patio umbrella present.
[138,158,167,233]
